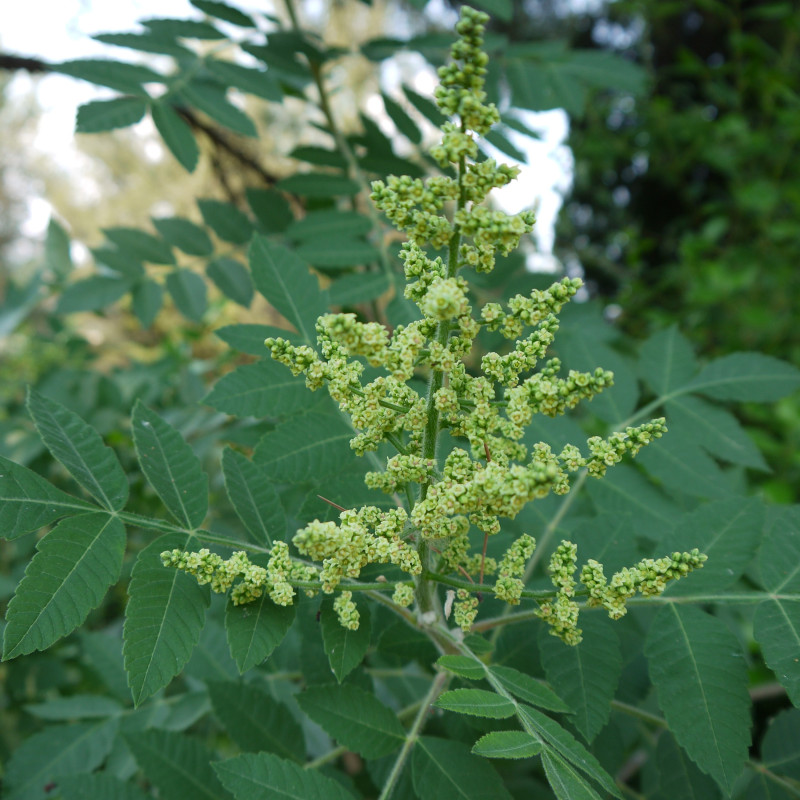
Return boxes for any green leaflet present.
[3,513,126,659]
[758,507,800,593]
[132,279,163,328]
[45,217,73,278]
[253,411,359,483]
[434,688,516,719]
[761,708,800,781]
[205,59,282,101]
[225,592,295,673]
[285,209,373,241]
[294,237,382,270]
[215,323,299,355]
[167,268,208,322]
[56,275,133,314]
[190,0,256,27]
[151,101,199,172]
[321,596,371,681]
[103,225,175,264]
[249,235,328,345]
[541,751,603,800]
[490,665,571,713]
[197,198,255,244]
[329,272,392,306]
[206,258,254,307]
[142,17,224,40]
[753,600,800,708]
[0,455,96,540]
[54,58,162,94]
[123,533,210,705]
[132,402,208,529]
[221,448,286,546]
[205,359,318,419]
[436,654,487,680]
[381,92,423,144]
[79,630,131,702]
[28,390,128,511]
[660,497,765,595]
[296,683,405,758]
[644,605,751,795]
[24,694,123,721]
[184,619,239,682]
[538,615,622,743]
[178,80,258,137]
[684,353,800,402]
[665,395,769,471]
[207,681,305,761]
[76,96,147,133]
[92,246,144,277]
[2,719,119,800]
[95,31,195,58]
[57,773,154,800]
[412,737,513,800]
[472,730,542,759]
[152,216,213,256]
[653,733,722,800]
[214,752,357,800]
[124,729,234,800]
[277,172,361,197]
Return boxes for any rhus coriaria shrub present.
[2,4,800,800]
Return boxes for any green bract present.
[164,7,705,644]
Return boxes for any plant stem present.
[377,670,450,800]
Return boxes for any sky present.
[4,0,571,260]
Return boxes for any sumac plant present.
[2,5,800,800]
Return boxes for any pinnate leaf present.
[644,604,751,795]
[472,730,542,759]
[538,615,622,742]
[132,402,208,529]
[638,324,697,396]
[124,533,210,705]
[208,681,304,760]
[0,455,95,540]
[167,268,207,322]
[296,683,405,758]
[685,352,800,402]
[221,448,285,546]
[206,257,254,307]
[27,390,128,511]
[321,597,371,681]
[490,665,570,712]
[124,728,233,800]
[3,513,125,659]
[412,736,513,800]
[152,216,213,256]
[197,198,254,244]
[151,101,199,172]
[225,592,295,673]
[76,96,147,133]
[214,752,357,800]
[542,750,603,800]
[435,688,516,719]
[437,654,486,680]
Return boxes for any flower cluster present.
[537,541,582,645]
[494,533,536,605]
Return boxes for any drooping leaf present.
[653,732,722,800]
[207,681,304,760]
[204,359,317,419]
[2,719,118,800]
[412,736,513,800]
[518,705,622,798]
[167,268,208,322]
[131,279,163,328]
[103,225,175,264]
[435,688,516,719]
[3,513,125,659]
[0,456,96,540]
[277,172,361,197]
[57,773,154,800]
[538,615,622,742]
[214,752,357,800]
[402,85,443,127]
[296,683,405,758]
[56,275,133,313]
[381,91,423,144]
[253,411,358,483]
[27,390,128,511]
[197,198,255,244]
[660,497,765,595]
[76,96,147,133]
[124,729,233,800]
[132,402,208,529]
[123,533,210,705]
[151,101,199,171]
[644,604,751,795]
[666,395,769,470]
[225,592,295,673]
[221,448,285,546]
[249,235,328,345]
[206,258,254,307]
[152,216,213,256]
[320,596,371,681]
[472,730,542,759]
[684,353,800,402]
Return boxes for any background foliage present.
[1,1,799,799]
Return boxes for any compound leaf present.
[435,688,516,719]
[166,268,207,322]
[225,592,295,673]
[684,353,800,402]
[76,96,147,133]
[151,101,199,171]
[472,730,542,759]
